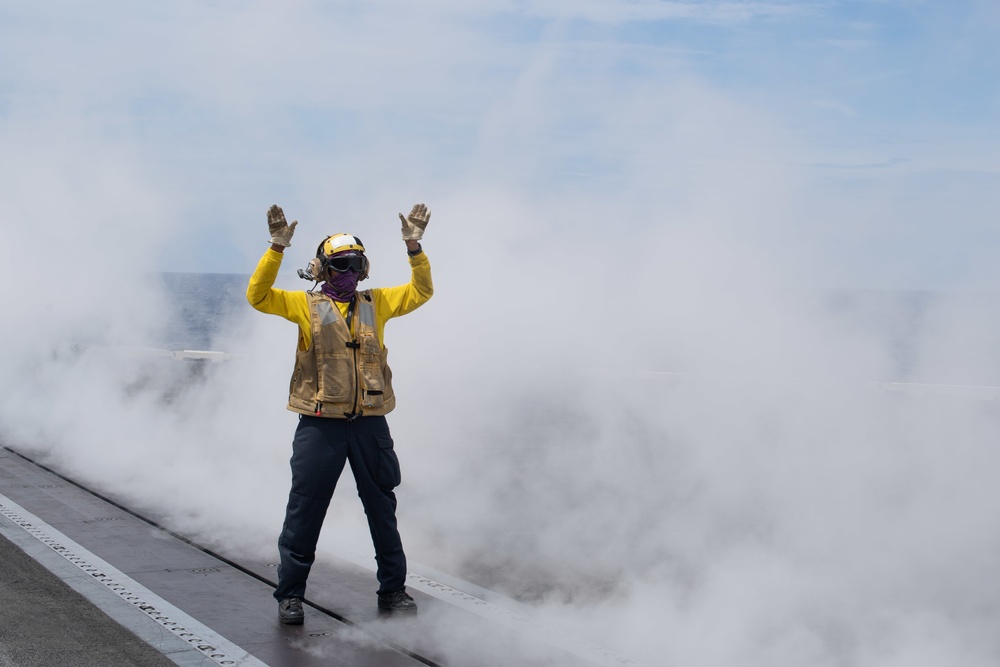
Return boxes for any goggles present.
[328,253,367,273]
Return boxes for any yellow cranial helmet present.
[298,233,371,282]
[321,233,366,256]
[305,233,369,282]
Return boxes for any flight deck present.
[0,445,645,667]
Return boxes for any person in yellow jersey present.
[247,203,433,623]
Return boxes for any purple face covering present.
[321,270,360,302]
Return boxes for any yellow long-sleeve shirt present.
[246,247,433,350]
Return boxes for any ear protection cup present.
[307,257,325,281]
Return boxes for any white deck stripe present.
[0,492,268,667]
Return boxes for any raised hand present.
[267,204,298,247]
[399,203,430,241]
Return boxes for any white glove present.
[399,203,430,241]
[267,204,298,247]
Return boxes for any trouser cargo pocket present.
[374,435,401,490]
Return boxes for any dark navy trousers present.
[273,414,406,601]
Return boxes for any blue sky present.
[1,0,997,289]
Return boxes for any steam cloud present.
[2,2,1000,666]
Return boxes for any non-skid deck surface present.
[0,448,616,667]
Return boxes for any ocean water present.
[819,288,1000,385]
[152,274,1000,386]
[154,272,251,351]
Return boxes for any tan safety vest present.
[287,290,395,418]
